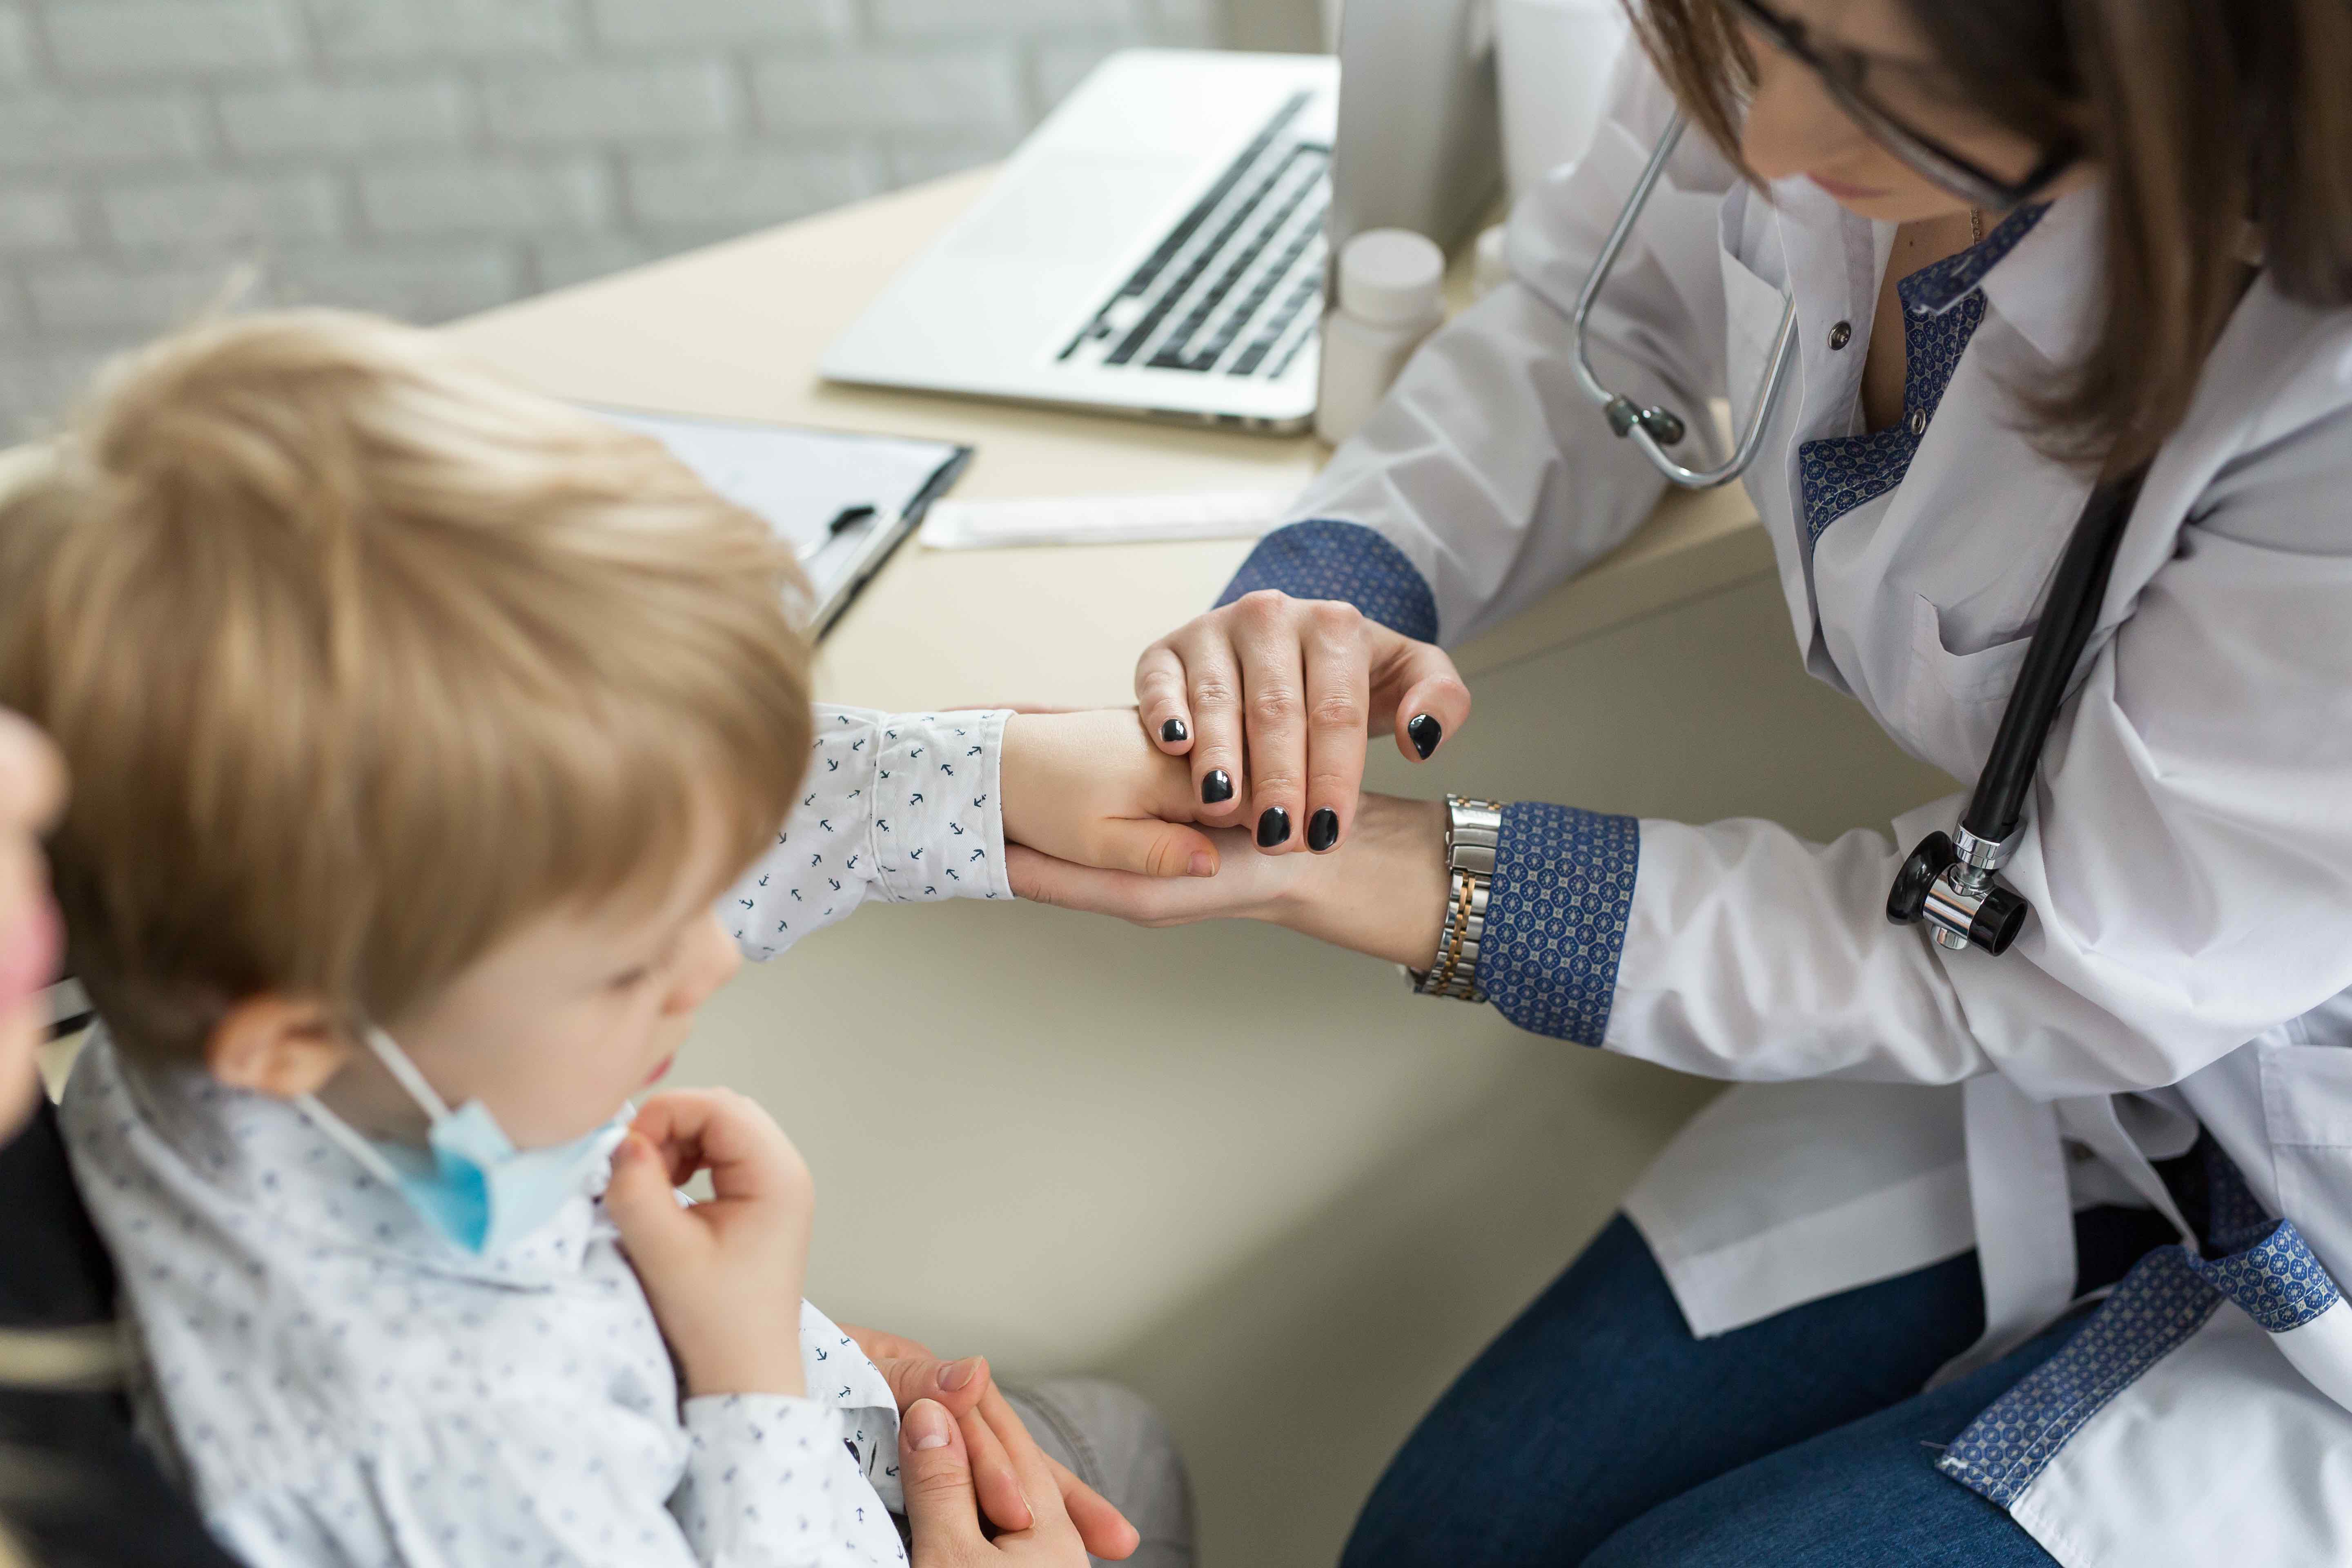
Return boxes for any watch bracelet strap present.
[1411,796,1503,1002]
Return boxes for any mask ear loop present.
[359,1025,455,1123]
[294,1093,407,1191]
[292,1023,453,1194]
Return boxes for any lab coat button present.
[1829,321,1852,350]
[1909,408,1928,437]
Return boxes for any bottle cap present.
[1338,229,1445,327]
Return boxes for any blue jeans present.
[1344,1210,2174,1567]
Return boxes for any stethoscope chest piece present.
[1887,827,2030,955]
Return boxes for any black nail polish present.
[1256,807,1292,848]
[1202,768,1234,804]
[1308,808,1340,853]
[1160,717,1188,744]
[1407,714,1443,760]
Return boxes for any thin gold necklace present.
[1970,207,1985,246]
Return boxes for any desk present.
[444,172,1952,1566]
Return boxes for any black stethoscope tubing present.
[1885,470,2149,955]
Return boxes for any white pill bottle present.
[1314,228,1446,446]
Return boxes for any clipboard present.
[588,405,972,638]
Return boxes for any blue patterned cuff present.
[1216,519,1439,642]
[1476,803,1639,1047]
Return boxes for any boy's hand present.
[844,1325,1140,1561]
[1001,710,1220,882]
[604,1089,813,1399]
[902,1399,1091,1568]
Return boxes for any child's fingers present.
[630,1089,806,1205]
[898,1400,989,1558]
[601,1134,698,1275]
[1082,817,1221,880]
[958,1405,1034,1536]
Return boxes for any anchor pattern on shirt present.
[1216,518,1442,643]
[723,707,1011,962]
[1475,803,1640,1048]
[1796,204,2049,548]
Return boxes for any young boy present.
[0,311,1207,1566]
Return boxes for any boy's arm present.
[725,706,1012,962]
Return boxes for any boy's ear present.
[205,996,352,1099]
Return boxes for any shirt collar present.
[91,1029,600,1290]
[1898,185,2106,367]
[1897,201,2051,320]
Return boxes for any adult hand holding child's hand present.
[604,1089,815,1399]
[901,1396,1092,1568]
[846,1324,1140,1561]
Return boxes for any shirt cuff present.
[1475,803,1641,1047]
[872,710,1012,904]
[1215,519,1440,642]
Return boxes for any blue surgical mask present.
[300,1026,632,1256]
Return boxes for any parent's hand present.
[844,1324,1139,1561]
[1012,793,1453,970]
[902,1398,1089,1568]
[1135,592,1469,856]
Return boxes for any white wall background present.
[0,0,1238,434]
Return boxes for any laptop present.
[822,50,1341,434]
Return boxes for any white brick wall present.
[0,0,1227,432]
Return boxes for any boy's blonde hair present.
[0,310,814,1061]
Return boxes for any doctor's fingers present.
[1234,603,1313,854]
[1301,604,1373,853]
[1370,632,1471,764]
[1154,623,1250,823]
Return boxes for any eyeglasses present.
[1719,0,2078,211]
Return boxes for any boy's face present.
[318,816,748,1149]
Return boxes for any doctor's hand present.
[1001,709,1221,881]
[841,1323,1138,1560]
[1012,792,1451,970]
[1136,592,1469,856]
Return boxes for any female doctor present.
[1013,1,2352,1564]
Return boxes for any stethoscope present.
[1570,112,2145,959]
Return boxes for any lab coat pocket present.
[2261,1041,2352,1279]
[1902,594,2032,779]
[1718,246,1789,441]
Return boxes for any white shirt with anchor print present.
[61,706,1012,1567]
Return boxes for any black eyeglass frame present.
[1719,0,2078,212]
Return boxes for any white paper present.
[919,490,1294,550]
[590,406,962,560]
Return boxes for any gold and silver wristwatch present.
[1407,795,1503,1002]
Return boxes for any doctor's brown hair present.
[1628,0,2352,474]
[0,311,815,1062]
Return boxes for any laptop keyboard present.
[1058,91,1330,381]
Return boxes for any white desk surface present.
[443,167,1771,707]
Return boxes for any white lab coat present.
[1289,48,2352,1566]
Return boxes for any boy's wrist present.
[680,1345,807,1401]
